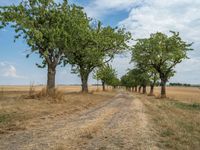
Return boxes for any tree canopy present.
[95,64,119,91]
[65,20,131,92]
[132,31,192,97]
[0,0,91,91]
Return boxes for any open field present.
[0,86,200,149]
[147,86,200,103]
[1,85,200,102]
[0,85,102,93]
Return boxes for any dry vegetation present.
[0,85,103,93]
[0,85,115,135]
[134,90,200,150]
[147,86,200,103]
[0,86,200,149]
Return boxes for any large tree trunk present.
[142,85,147,94]
[161,79,167,98]
[138,86,142,93]
[47,64,56,92]
[149,84,154,96]
[135,86,138,92]
[80,70,89,93]
[102,81,106,91]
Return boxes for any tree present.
[121,74,132,91]
[130,68,150,94]
[95,64,118,91]
[121,68,143,92]
[65,21,131,93]
[132,31,192,98]
[110,77,120,89]
[135,62,159,96]
[0,0,85,92]
[148,70,159,96]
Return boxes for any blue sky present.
[0,0,200,85]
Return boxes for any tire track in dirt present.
[0,92,157,150]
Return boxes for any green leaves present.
[132,31,193,82]
[0,0,75,67]
[0,0,130,91]
[95,64,119,87]
[65,17,130,79]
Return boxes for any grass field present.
[0,85,101,93]
[147,86,200,103]
[1,85,200,102]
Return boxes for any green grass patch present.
[173,102,200,111]
[160,128,174,137]
[0,114,11,124]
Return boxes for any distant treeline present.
[169,83,200,87]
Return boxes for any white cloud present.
[119,0,200,42]
[170,57,200,84]
[0,62,25,78]
[118,0,200,84]
[110,53,132,78]
[176,57,200,73]
[85,0,141,19]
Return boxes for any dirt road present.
[0,92,157,150]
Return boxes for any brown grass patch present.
[35,88,65,102]
[146,86,200,103]
[135,93,200,149]
[0,88,115,134]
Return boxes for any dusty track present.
[0,92,156,150]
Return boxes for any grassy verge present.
[0,91,115,134]
[136,94,200,150]
[173,102,200,111]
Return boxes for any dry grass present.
[0,85,106,93]
[0,86,115,134]
[0,87,4,100]
[28,83,36,98]
[135,93,200,150]
[0,85,112,100]
[146,86,200,103]
[32,88,65,102]
[1,85,199,149]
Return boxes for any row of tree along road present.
[121,32,192,98]
[0,0,193,98]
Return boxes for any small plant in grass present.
[28,83,35,98]
[0,114,10,124]
[160,128,174,137]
